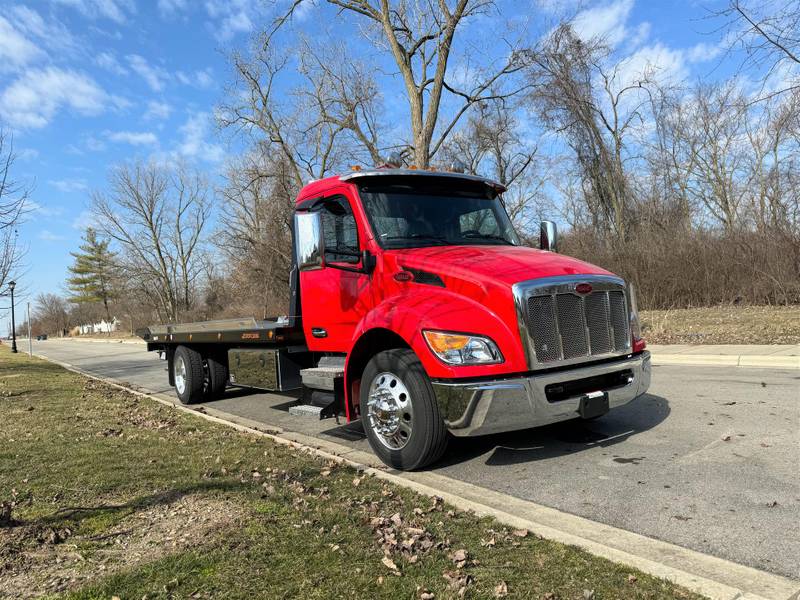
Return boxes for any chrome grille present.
[527,295,559,362]
[516,276,631,368]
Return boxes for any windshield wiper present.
[383,234,451,245]
[461,232,515,245]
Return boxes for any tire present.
[204,352,229,400]
[173,345,205,405]
[360,349,449,470]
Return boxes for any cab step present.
[289,390,339,419]
[300,365,344,391]
[288,404,326,418]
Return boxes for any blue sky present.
[0,0,741,329]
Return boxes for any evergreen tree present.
[67,228,117,323]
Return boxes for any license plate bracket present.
[579,390,609,419]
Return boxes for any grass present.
[641,305,800,345]
[0,348,704,600]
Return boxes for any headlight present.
[628,283,642,340]
[423,330,503,365]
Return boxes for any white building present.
[78,317,120,334]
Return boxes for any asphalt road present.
[29,339,800,579]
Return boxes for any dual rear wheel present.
[172,345,228,405]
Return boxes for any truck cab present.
[141,168,650,470]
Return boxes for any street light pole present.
[8,280,17,353]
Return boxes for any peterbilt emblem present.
[575,283,593,294]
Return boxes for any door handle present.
[311,328,328,338]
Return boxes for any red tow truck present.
[140,167,651,470]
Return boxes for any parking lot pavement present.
[30,339,800,579]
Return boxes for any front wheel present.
[360,349,449,470]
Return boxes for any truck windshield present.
[357,179,521,249]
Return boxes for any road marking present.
[32,351,800,600]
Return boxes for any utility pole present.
[27,302,32,357]
[8,280,17,353]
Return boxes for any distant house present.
[78,318,120,334]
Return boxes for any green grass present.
[0,348,704,599]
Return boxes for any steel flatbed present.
[139,317,305,349]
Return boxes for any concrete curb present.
[651,354,800,369]
[62,337,146,345]
[27,352,800,600]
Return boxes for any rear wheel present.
[173,345,205,404]
[360,349,449,470]
[204,352,228,400]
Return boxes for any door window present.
[319,197,360,264]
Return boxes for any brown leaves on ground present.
[0,495,243,600]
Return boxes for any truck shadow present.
[439,393,670,468]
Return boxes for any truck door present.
[299,193,371,352]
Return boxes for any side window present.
[459,208,499,235]
[319,197,360,264]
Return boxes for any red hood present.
[387,244,613,287]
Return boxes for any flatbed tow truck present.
[140,166,650,470]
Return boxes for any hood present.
[388,244,613,288]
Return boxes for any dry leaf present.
[382,556,399,572]
[512,528,529,537]
[627,574,637,583]
[494,581,508,597]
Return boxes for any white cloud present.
[126,54,168,91]
[72,209,100,230]
[85,136,106,151]
[17,148,40,161]
[205,0,257,41]
[107,130,159,145]
[176,67,215,89]
[176,112,223,163]
[0,67,114,129]
[38,229,66,241]
[0,16,45,71]
[158,0,188,17]
[144,100,172,120]
[28,200,63,216]
[686,42,723,64]
[52,0,135,24]
[572,0,635,47]
[96,51,128,75]
[49,178,89,193]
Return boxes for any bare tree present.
[528,25,650,240]
[215,153,296,318]
[273,0,531,167]
[91,161,212,323]
[440,101,548,236]
[219,39,384,187]
[34,293,69,336]
[680,82,750,231]
[716,0,799,99]
[0,127,28,292]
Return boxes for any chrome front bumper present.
[431,352,651,437]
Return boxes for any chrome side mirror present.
[539,220,558,253]
[294,211,325,271]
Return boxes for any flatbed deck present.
[139,317,305,347]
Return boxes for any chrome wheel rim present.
[366,371,413,450]
[174,355,187,395]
